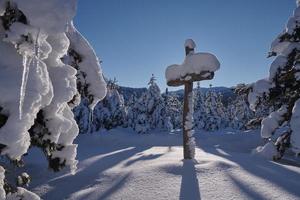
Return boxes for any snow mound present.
[166,52,220,82]
[184,39,196,49]
[14,0,77,34]
[252,142,278,160]
[261,105,288,139]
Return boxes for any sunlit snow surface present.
[20,128,300,200]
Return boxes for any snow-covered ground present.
[20,128,300,200]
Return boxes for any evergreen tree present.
[203,89,221,131]
[229,95,254,130]
[127,93,138,129]
[147,74,165,129]
[202,86,229,131]
[228,84,254,130]
[131,93,150,133]
[215,92,229,129]
[193,82,206,130]
[249,1,300,159]
[128,74,165,133]
[163,88,182,131]
[75,78,126,132]
[73,98,92,134]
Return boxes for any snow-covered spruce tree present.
[193,82,206,130]
[92,78,127,131]
[0,0,106,198]
[162,88,182,131]
[229,95,253,129]
[232,84,271,130]
[129,74,165,133]
[131,93,150,133]
[147,74,165,129]
[215,92,229,129]
[73,98,91,134]
[249,1,300,159]
[203,89,225,131]
[126,93,138,129]
[228,84,254,130]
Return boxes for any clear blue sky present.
[74,0,296,91]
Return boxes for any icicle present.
[32,29,41,75]
[19,55,32,120]
[19,29,41,120]
[87,107,94,133]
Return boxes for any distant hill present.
[168,87,235,105]
[118,86,235,105]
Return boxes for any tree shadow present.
[93,172,131,200]
[227,174,268,200]
[162,160,201,200]
[29,144,150,199]
[197,140,300,197]
[180,160,201,200]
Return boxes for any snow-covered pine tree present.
[249,1,300,159]
[193,82,206,130]
[92,78,127,131]
[163,88,182,131]
[0,0,106,198]
[131,93,150,133]
[203,88,222,131]
[73,98,91,134]
[229,95,253,129]
[147,74,165,129]
[129,74,165,133]
[215,92,229,129]
[228,84,254,130]
[126,93,138,129]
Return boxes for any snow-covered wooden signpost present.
[165,39,220,159]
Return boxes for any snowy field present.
[18,129,300,200]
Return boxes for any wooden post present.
[183,82,193,159]
[182,46,194,159]
[165,39,219,160]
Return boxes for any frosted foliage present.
[0,26,53,160]
[291,99,300,154]
[0,0,106,198]
[66,22,107,110]
[261,106,288,139]
[269,56,287,81]
[249,1,300,159]
[90,85,126,132]
[248,78,272,111]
